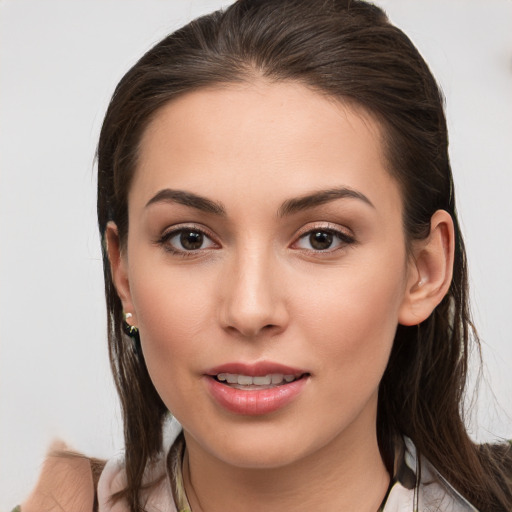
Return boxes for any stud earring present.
[123,312,139,336]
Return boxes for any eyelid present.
[156,223,220,254]
[291,222,356,251]
[294,222,354,240]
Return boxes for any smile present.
[204,363,310,415]
[215,373,302,389]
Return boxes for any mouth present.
[212,372,307,390]
[204,362,310,415]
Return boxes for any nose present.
[218,248,289,339]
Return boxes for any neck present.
[183,421,390,512]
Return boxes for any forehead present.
[132,81,401,215]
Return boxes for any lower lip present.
[205,376,309,415]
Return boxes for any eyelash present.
[156,224,355,257]
[292,224,356,253]
[156,224,219,257]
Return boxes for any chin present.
[183,415,349,471]
[210,438,312,470]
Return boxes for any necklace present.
[182,449,205,512]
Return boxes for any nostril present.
[224,322,282,339]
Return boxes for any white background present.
[1,0,511,508]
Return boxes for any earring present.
[123,312,139,337]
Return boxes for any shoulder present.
[21,441,103,512]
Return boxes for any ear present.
[398,210,455,326]
[105,222,137,326]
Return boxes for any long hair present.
[96,1,512,510]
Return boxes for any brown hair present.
[96,1,512,510]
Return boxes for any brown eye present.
[309,231,333,250]
[160,227,217,254]
[180,230,204,250]
[294,227,355,252]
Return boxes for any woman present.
[20,0,512,511]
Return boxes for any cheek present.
[298,252,407,378]
[299,275,403,429]
[128,265,216,396]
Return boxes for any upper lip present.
[205,361,308,377]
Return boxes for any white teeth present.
[216,373,299,386]
[237,375,253,385]
[253,375,272,385]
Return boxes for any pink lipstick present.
[204,362,310,415]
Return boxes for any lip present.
[204,361,310,416]
[206,361,307,377]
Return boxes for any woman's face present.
[115,81,416,469]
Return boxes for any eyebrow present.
[277,187,374,217]
[145,189,226,215]
[145,186,374,217]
